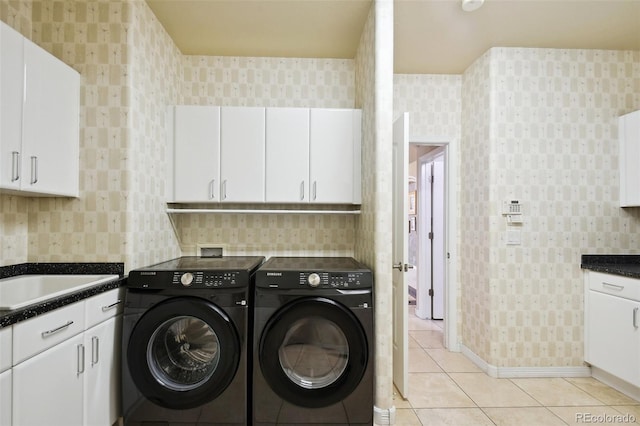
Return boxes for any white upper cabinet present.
[0,21,80,197]
[0,22,25,192]
[310,109,362,204]
[619,110,640,207]
[265,108,310,203]
[172,106,361,206]
[220,107,266,203]
[173,106,221,202]
[21,37,80,197]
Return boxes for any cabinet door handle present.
[11,151,20,182]
[312,181,317,201]
[77,344,85,375]
[101,299,122,312]
[300,181,305,201]
[209,179,216,200]
[41,320,74,338]
[30,156,38,184]
[222,180,227,200]
[634,307,639,330]
[602,282,624,291]
[91,336,99,366]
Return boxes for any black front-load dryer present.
[122,256,264,426]
[253,257,374,425]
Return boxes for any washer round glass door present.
[259,297,368,408]
[128,297,240,409]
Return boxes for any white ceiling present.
[146,0,640,75]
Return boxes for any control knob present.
[308,273,321,287]
[180,272,194,287]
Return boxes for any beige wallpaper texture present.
[355,0,395,411]
[461,51,494,363]
[393,73,463,350]
[462,48,640,368]
[1,0,182,269]
[127,0,182,268]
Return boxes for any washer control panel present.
[298,272,369,289]
[172,271,241,288]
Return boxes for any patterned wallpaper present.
[127,0,182,268]
[181,55,355,108]
[462,48,640,368]
[393,74,463,342]
[0,0,182,270]
[394,74,462,139]
[461,51,494,364]
[354,0,394,413]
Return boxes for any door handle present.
[77,344,85,376]
[393,262,415,272]
[209,179,216,200]
[30,156,38,184]
[11,151,20,182]
[91,336,99,366]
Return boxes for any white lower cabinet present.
[584,271,640,387]
[83,316,121,426]
[1,369,11,426]
[13,334,84,426]
[10,288,122,426]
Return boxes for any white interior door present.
[432,153,446,319]
[392,113,410,398]
[416,159,432,320]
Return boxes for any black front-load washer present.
[252,257,374,425]
[122,256,264,426]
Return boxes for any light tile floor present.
[395,308,640,425]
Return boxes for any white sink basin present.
[0,274,119,310]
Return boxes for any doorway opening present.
[392,112,459,398]
[409,145,445,321]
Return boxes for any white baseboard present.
[460,344,592,378]
[374,405,396,425]
[591,367,640,401]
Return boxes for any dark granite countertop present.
[581,255,640,279]
[0,262,125,328]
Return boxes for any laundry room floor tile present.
[398,315,640,425]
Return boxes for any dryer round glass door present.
[259,296,368,408]
[127,297,240,409]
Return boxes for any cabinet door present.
[0,369,11,426]
[84,316,121,426]
[619,110,640,207]
[265,108,310,203]
[0,22,24,191]
[220,107,265,202]
[310,109,360,204]
[173,106,221,202]
[22,38,79,197]
[13,334,84,426]
[586,290,640,386]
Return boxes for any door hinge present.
[428,289,434,297]
[428,231,434,240]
